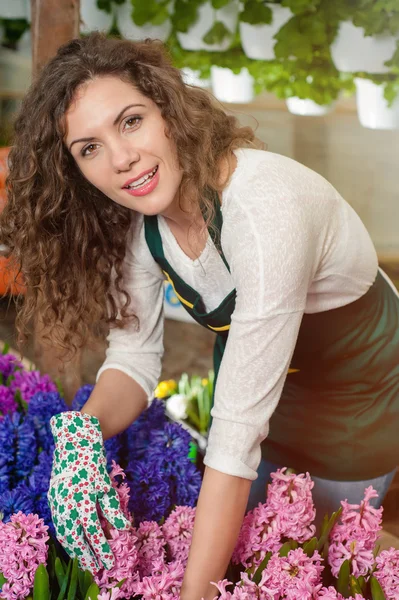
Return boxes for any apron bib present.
[144,193,399,481]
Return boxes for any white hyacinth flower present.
[166,393,188,420]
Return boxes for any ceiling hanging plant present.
[115,0,173,41]
[353,41,399,130]
[238,0,293,60]
[266,0,348,114]
[330,0,399,74]
[172,0,240,52]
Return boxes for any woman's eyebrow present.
[68,103,146,151]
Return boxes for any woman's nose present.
[110,142,139,172]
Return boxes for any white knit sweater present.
[97,148,379,480]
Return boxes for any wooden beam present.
[31,0,80,75]
[30,0,82,404]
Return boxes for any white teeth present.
[127,166,158,189]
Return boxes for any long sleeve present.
[203,152,337,480]
[96,216,165,401]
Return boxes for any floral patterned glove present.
[47,411,131,573]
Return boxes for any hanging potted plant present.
[116,0,172,42]
[167,34,213,88]
[209,46,255,103]
[80,0,115,33]
[238,0,293,61]
[354,44,399,130]
[265,1,349,115]
[173,0,239,53]
[330,0,399,74]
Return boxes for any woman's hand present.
[181,467,252,600]
[47,411,131,573]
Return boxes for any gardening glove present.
[47,411,131,573]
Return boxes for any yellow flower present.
[201,378,209,386]
[154,379,177,398]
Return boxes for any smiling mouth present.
[123,166,159,190]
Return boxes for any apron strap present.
[202,187,231,273]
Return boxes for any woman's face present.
[65,76,183,216]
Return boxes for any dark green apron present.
[144,194,399,481]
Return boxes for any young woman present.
[2,33,399,600]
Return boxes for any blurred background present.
[0,0,398,539]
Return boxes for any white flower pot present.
[0,0,29,19]
[116,2,172,41]
[181,67,210,89]
[331,21,397,74]
[177,1,239,52]
[211,66,254,103]
[355,78,399,130]
[80,0,113,34]
[239,4,292,60]
[286,97,335,116]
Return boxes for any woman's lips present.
[123,167,160,197]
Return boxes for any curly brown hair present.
[1,32,258,357]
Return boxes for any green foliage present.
[336,559,350,597]
[167,34,213,79]
[239,0,274,25]
[131,0,171,26]
[177,371,214,434]
[355,71,399,107]
[248,58,354,105]
[370,575,387,600]
[0,18,30,48]
[331,0,399,36]
[282,0,321,15]
[203,20,232,44]
[33,564,50,600]
[171,0,206,33]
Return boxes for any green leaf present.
[55,378,64,397]
[336,559,350,598]
[171,0,202,34]
[317,506,343,552]
[302,536,318,557]
[211,0,231,8]
[1,342,9,355]
[357,575,366,594]
[279,541,292,557]
[56,559,72,600]
[54,557,65,589]
[66,557,79,600]
[370,575,387,600]
[84,582,101,600]
[188,440,198,463]
[240,0,273,25]
[0,572,7,588]
[349,575,363,597]
[115,578,127,589]
[203,21,231,45]
[252,551,272,584]
[96,0,112,14]
[78,570,94,598]
[33,564,50,600]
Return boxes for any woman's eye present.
[81,143,99,157]
[124,116,142,131]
